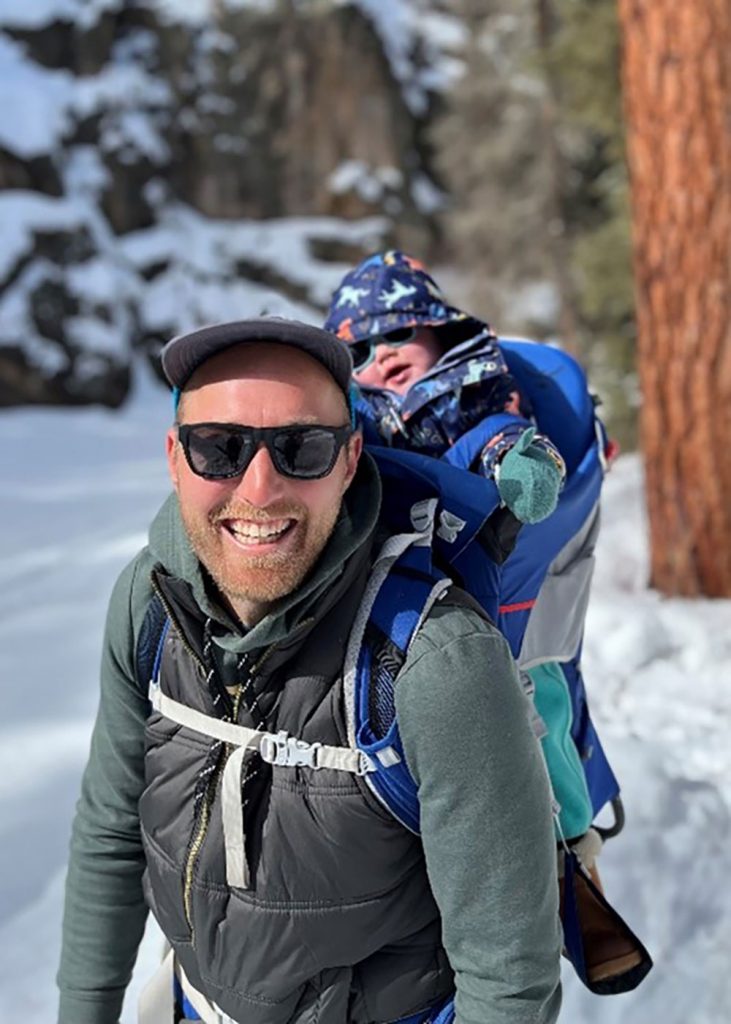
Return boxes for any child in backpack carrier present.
[325,250,646,991]
[328,254,566,528]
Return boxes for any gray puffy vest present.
[140,553,454,1024]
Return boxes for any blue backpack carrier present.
[349,340,651,999]
[355,339,620,825]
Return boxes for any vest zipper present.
[149,575,318,944]
[181,641,283,945]
[183,765,219,942]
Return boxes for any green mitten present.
[497,426,562,524]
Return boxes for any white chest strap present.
[148,682,375,889]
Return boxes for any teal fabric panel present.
[528,662,593,840]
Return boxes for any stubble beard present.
[181,497,342,610]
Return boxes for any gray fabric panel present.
[519,501,600,669]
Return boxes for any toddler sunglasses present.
[348,326,417,372]
[178,422,353,480]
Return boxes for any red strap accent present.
[498,599,536,614]
[605,438,621,464]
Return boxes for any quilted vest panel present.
[139,567,453,1024]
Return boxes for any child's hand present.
[496,427,563,524]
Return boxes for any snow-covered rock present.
[0,0,453,406]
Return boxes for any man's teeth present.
[228,519,292,540]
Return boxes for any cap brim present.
[161,317,353,395]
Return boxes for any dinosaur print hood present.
[324,249,489,345]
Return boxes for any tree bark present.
[618,0,731,595]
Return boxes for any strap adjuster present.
[355,751,375,776]
[259,730,323,769]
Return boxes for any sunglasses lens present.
[184,426,252,478]
[348,327,416,371]
[349,339,373,371]
[382,326,416,344]
[181,424,348,480]
[272,428,339,478]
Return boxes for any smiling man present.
[169,339,360,624]
[57,317,561,1024]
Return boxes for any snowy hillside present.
[0,0,456,405]
[0,365,729,1022]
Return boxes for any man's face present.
[167,343,362,625]
[353,325,443,395]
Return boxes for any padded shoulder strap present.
[347,528,453,833]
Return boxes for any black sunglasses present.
[348,326,417,372]
[177,422,353,480]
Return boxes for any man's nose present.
[234,444,284,506]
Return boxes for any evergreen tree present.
[433,0,562,330]
[549,0,636,445]
[435,0,638,445]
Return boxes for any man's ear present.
[166,427,180,490]
[343,430,363,488]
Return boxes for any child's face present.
[353,325,443,395]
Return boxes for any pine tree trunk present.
[618,0,731,596]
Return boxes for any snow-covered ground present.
[0,365,729,1023]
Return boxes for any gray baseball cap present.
[161,316,354,397]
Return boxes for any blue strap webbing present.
[173,976,201,1020]
[151,616,171,687]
